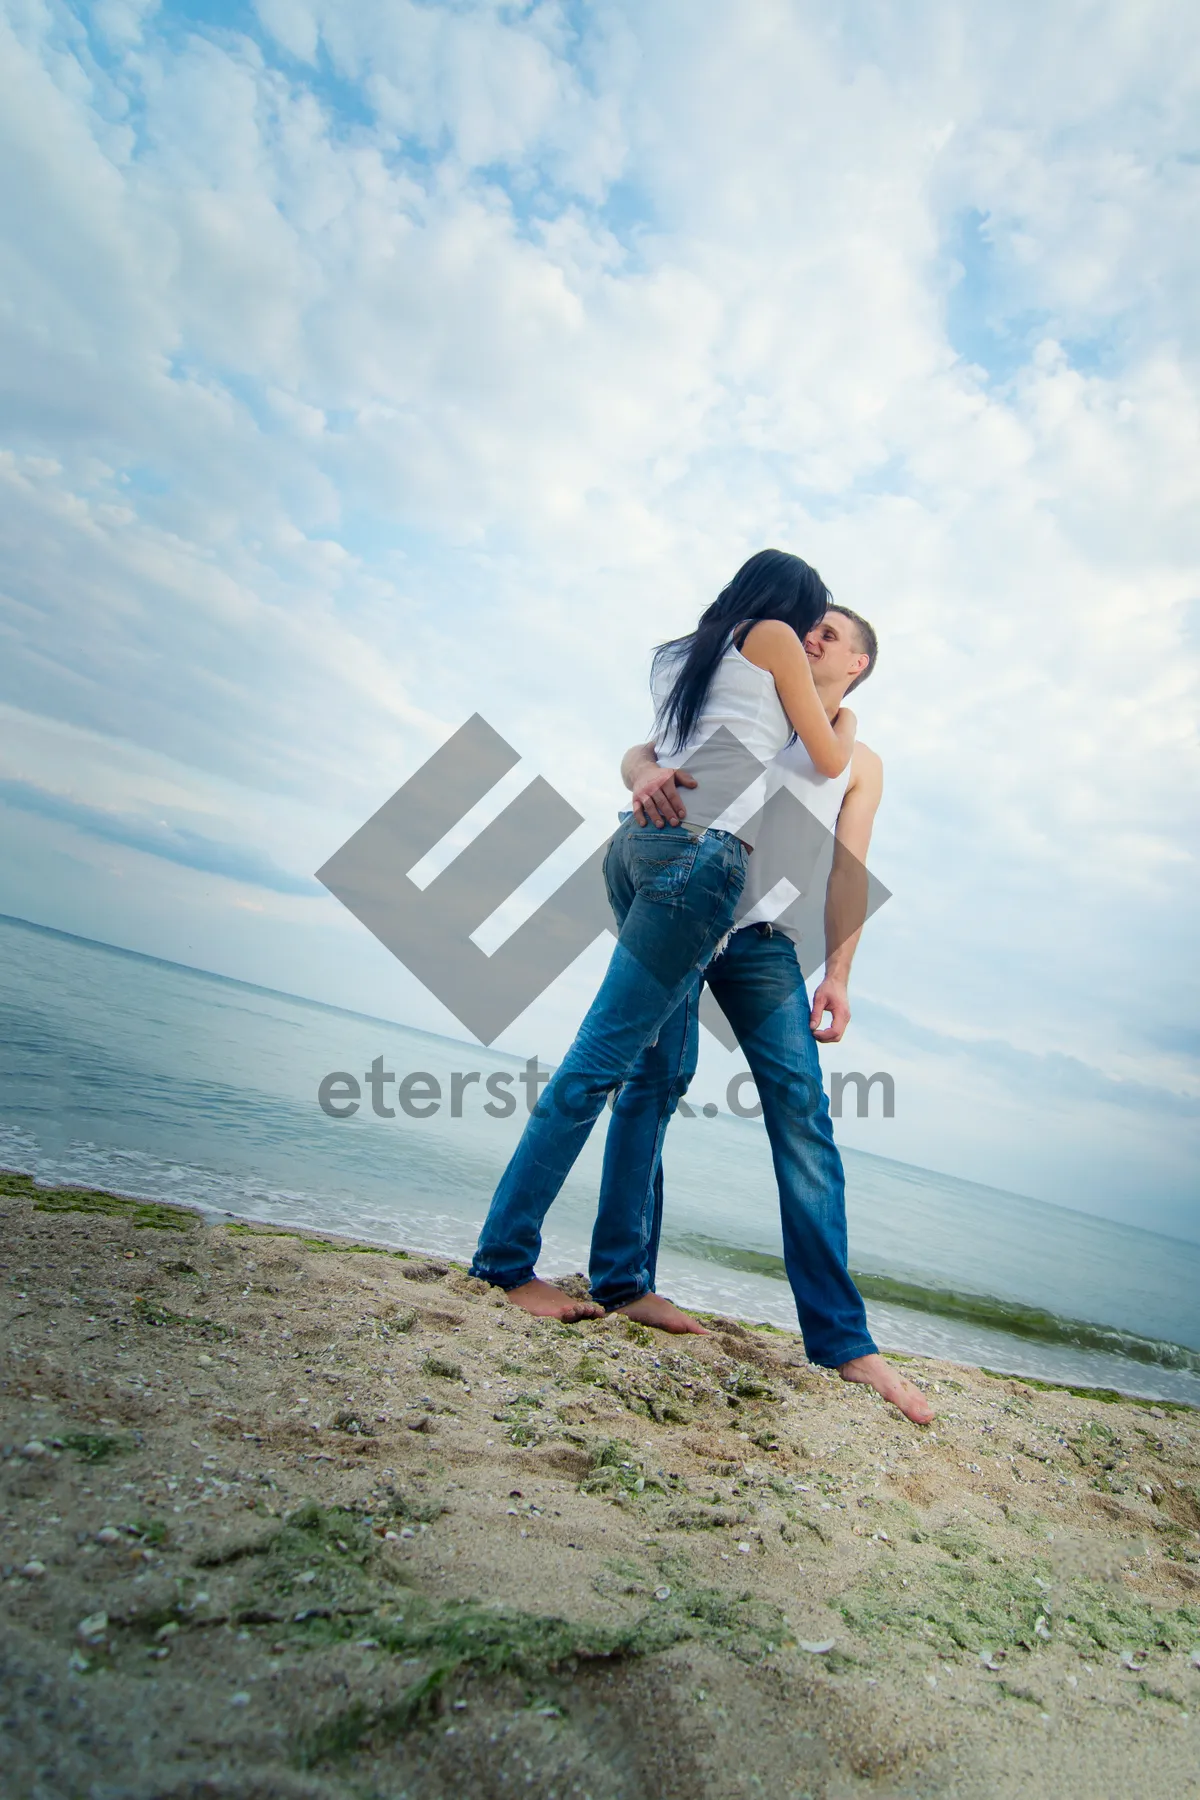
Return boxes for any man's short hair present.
[827,605,878,694]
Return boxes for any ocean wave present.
[668,1232,1200,1374]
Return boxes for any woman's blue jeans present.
[588,922,878,1368]
[470,815,747,1291]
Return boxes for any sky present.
[0,0,1197,1240]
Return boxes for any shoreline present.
[44,1165,1199,1409]
[216,1213,1200,1412]
[672,1230,1200,1382]
[3,1168,1200,1798]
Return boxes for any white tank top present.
[650,639,793,846]
[737,739,853,941]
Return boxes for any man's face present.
[804,611,868,690]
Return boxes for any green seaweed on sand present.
[296,1700,379,1766]
[981,1371,1196,1413]
[296,1575,793,1767]
[200,1497,438,1581]
[1069,1419,1119,1456]
[722,1365,781,1404]
[661,1581,790,1658]
[421,1355,463,1381]
[841,1555,1051,1655]
[997,1504,1058,1541]
[132,1295,233,1339]
[842,1544,1200,1660]
[62,1430,131,1463]
[298,1237,402,1257]
[495,1392,551,1447]
[575,1353,610,1387]
[295,1599,668,1765]
[382,1486,446,1527]
[579,1439,671,1503]
[933,1522,983,1561]
[331,1409,376,1437]
[574,1354,696,1425]
[1,1168,198,1231]
[127,1516,169,1547]
[222,1223,409,1258]
[664,1500,753,1533]
[1054,1584,1200,1654]
[504,1420,543,1448]
[240,1501,388,1615]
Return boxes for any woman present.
[469,548,855,1318]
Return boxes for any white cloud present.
[0,0,1197,1226]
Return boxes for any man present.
[592,607,934,1426]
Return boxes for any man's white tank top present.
[650,640,793,847]
[737,738,853,941]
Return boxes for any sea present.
[1,912,1197,1406]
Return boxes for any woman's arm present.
[737,619,855,776]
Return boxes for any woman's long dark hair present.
[652,549,832,751]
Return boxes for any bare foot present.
[838,1353,936,1424]
[503,1278,604,1323]
[614,1293,712,1336]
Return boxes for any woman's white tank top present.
[736,739,853,939]
[649,638,792,846]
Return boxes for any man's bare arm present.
[621,742,697,828]
[810,743,883,1043]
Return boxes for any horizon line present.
[5,908,1197,1253]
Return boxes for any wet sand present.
[2,1168,1199,1799]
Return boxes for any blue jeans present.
[470,815,747,1291]
[588,922,878,1368]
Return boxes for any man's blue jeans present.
[588,922,878,1368]
[470,815,747,1291]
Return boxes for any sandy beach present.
[2,1167,1198,1799]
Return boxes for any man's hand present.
[810,976,851,1043]
[630,758,697,828]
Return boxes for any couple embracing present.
[469,549,933,1427]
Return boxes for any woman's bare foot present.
[837,1353,936,1424]
[614,1293,711,1335]
[503,1278,604,1323]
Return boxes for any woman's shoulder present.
[735,618,801,665]
[738,617,800,645]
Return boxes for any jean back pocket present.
[626,826,700,903]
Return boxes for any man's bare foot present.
[503,1278,604,1323]
[837,1353,936,1424]
[614,1293,711,1336]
